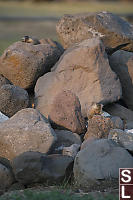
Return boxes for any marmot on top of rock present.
[21,36,40,45]
[87,103,103,119]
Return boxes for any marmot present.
[87,103,103,119]
[21,36,40,45]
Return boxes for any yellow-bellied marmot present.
[21,36,40,45]
[87,103,103,119]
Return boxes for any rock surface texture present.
[56,12,133,51]
[109,50,133,110]
[84,115,123,140]
[104,103,133,122]
[0,75,11,88]
[12,151,73,185]
[0,41,64,89]
[52,129,81,154]
[0,84,29,117]
[74,139,133,189]
[0,108,57,160]
[0,163,15,191]
[49,90,86,134]
[35,38,121,118]
[108,129,133,153]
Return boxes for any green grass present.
[0,189,119,200]
[0,20,57,55]
[0,1,133,54]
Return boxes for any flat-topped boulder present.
[56,11,133,51]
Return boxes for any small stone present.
[0,112,9,123]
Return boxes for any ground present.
[0,186,119,200]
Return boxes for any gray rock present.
[109,50,133,110]
[56,12,133,51]
[0,84,29,117]
[104,103,133,122]
[35,38,121,118]
[125,121,133,129]
[62,144,80,158]
[74,139,133,189]
[48,90,86,134]
[0,163,15,191]
[0,108,57,160]
[81,137,98,150]
[0,41,64,89]
[12,151,73,185]
[108,129,133,153]
[0,74,11,88]
[110,116,124,130]
[53,129,81,154]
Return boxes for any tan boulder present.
[49,90,86,134]
[56,11,133,51]
[35,38,122,118]
[0,108,57,160]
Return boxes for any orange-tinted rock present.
[0,41,64,89]
[49,90,86,134]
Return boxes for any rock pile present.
[0,11,133,194]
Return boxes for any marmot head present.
[21,36,33,43]
[91,103,103,114]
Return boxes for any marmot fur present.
[21,36,40,45]
[88,103,103,119]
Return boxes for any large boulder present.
[56,12,133,51]
[48,90,86,134]
[109,50,133,110]
[74,139,133,189]
[0,41,64,89]
[0,84,29,117]
[84,115,123,140]
[35,38,121,118]
[0,108,57,160]
[12,151,73,185]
